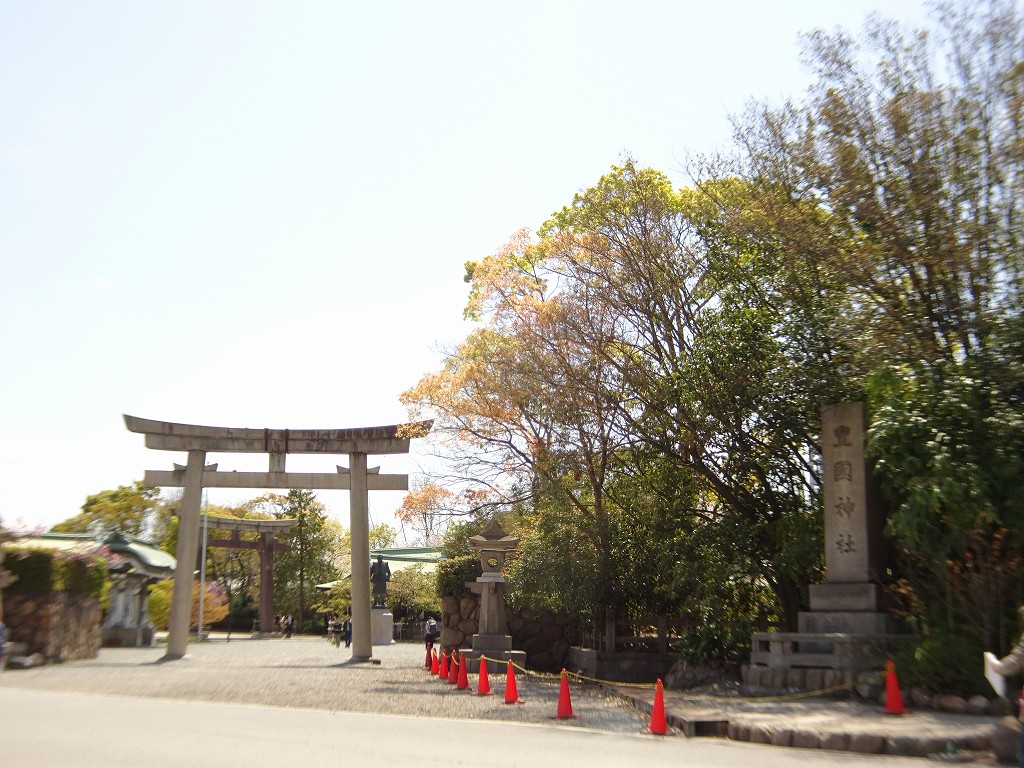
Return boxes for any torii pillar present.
[124,415,431,661]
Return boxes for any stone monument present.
[801,402,892,635]
[369,555,394,645]
[746,402,906,690]
[461,517,526,673]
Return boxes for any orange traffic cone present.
[430,648,439,675]
[447,651,459,684]
[438,649,449,680]
[424,647,432,668]
[553,668,578,719]
[648,679,668,734]
[477,656,492,696]
[883,659,906,715]
[456,653,470,690]
[503,660,520,704]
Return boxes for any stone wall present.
[4,591,101,661]
[439,594,575,672]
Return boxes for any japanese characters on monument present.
[820,402,871,583]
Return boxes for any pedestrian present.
[284,613,293,638]
[424,615,438,652]
[987,604,1024,766]
[343,613,352,647]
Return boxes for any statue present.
[369,555,391,607]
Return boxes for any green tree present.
[385,564,440,621]
[272,490,344,632]
[52,481,161,538]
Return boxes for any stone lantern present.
[462,517,526,673]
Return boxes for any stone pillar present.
[165,449,206,659]
[348,452,372,661]
[258,531,275,634]
[800,403,890,635]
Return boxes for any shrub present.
[5,545,107,599]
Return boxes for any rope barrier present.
[469,652,856,701]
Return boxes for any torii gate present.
[124,414,431,661]
[201,513,295,635]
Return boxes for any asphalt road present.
[3,687,932,768]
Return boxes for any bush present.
[436,554,481,598]
[890,631,989,696]
[5,546,107,599]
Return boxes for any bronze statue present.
[370,555,391,607]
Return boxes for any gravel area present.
[0,635,650,734]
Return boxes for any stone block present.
[805,668,825,692]
[791,729,821,749]
[809,583,881,612]
[991,718,1019,765]
[966,694,991,715]
[727,722,749,741]
[747,724,774,744]
[935,694,968,714]
[798,611,893,635]
[785,668,805,688]
[820,732,850,751]
[770,729,793,747]
[885,735,924,756]
[848,733,885,753]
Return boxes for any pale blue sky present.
[1,1,933,536]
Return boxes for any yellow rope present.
[467,652,855,701]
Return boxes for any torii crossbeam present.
[124,415,431,661]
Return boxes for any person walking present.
[424,615,438,652]
[986,605,1024,766]
[343,613,352,648]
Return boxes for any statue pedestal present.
[370,607,394,646]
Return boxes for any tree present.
[396,483,453,545]
[147,578,229,631]
[272,490,345,632]
[730,0,1024,677]
[52,481,161,538]
[385,564,440,621]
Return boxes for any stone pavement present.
[606,683,1002,761]
[0,635,1006,762]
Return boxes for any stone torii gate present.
[124,414,431,661]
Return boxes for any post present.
[165,449,206,659]
[348,452,372,661]
[259,531,275,634]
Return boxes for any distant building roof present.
[24,531,176,580]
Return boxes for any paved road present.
[4,685,937,768]
[0,635,1001,765]
[0,635,648,732]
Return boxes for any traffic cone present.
[447,651,459,684]
[430,648,439,675]
[456,653,470,690]
[553,668,578,719]
[438,649,449,680]
[424,647,432,668]
[503,660,520,704]
[883,659,906,715]
[648,679,668,735]
[477,656,492,696]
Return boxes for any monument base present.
[370,607,394,646]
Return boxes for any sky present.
[0,0,936,538]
